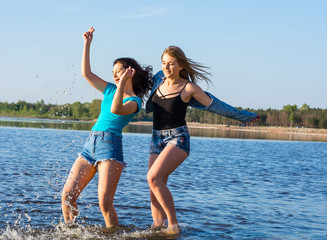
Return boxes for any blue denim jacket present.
[146,71,258,123]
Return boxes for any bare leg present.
[62,157,96,224]
[97,160,123,227]
[148,154,168,228]
[147,145,188,229]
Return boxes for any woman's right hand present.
[117,66,135,89]
[83,27,94,44]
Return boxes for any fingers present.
[124,66,135,77]
[131,68,136,76]
[129,67,136,77]
[251,114,260,123]
[83,27,95,39]
[120,67,135,81]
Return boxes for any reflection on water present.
[1,117,327,142]
[187,126,327,142]
[0,117,94,131]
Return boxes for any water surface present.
[1,117,326,142]
[0,126,326,239]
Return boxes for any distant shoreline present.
[129,121,327,136]
[1,116,327,136]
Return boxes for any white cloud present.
[116,7,167,20]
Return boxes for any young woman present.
[145,46,259,235]
[61,27,152,228]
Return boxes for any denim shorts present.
[79,131,126,168]
[150,125,190,155]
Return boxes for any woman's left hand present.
[252,114,260,123]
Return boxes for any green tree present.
[89,99,102,119]
[283,104,298,126]
[72,102,85,118]
[300,103,310,112]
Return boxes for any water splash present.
[0,223,182,240]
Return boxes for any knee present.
[98,195,114,212]
[147,172,157,188]
[147,172,163,189]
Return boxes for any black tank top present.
[151,82,189,130]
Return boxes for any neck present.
[123,81,135,96]
[165,76,183,86]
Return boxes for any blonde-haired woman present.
[146,46,259,235]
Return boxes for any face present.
[112,63,126,84]
[161,54,183,79]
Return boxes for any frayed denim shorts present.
[79,131,126,168]
[150,125,190,155]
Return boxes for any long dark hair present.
[162,46,211,84]
[113,58,153,100]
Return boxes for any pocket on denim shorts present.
[101,133,115,144]
[174,133,186,144]
[172,131,190,153]
[172,131,186,139]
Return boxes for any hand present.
[251,114,260,123]
[83,27,95,43]
[118,66,135,87]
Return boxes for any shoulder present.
[103,82,116,95]
[131,96,143,113]
[124,96,142,108]
[183,81,209,103]
[184,81,202,93]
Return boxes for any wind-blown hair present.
[113,58,153,100]
[161,46,211,84]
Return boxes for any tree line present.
[1,100,326,129]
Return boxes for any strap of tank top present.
[179,81,189,93]
[157,81,190,98]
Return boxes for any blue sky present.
[1,0,326,109]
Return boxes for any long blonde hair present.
[161,46,211,84]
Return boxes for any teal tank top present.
[92,83,142,136]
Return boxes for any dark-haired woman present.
[61,27,152,228]
[146,46,259,235]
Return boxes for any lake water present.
[1,117,327,142]
[0,121,327,239]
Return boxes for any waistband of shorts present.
[152,125,189,136]
[90,130,121,138]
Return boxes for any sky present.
[1,0,326,110]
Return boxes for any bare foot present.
[161,224,180,236]
[151,219,167,230]
[101,226,119,234]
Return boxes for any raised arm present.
[81,27,107,93]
